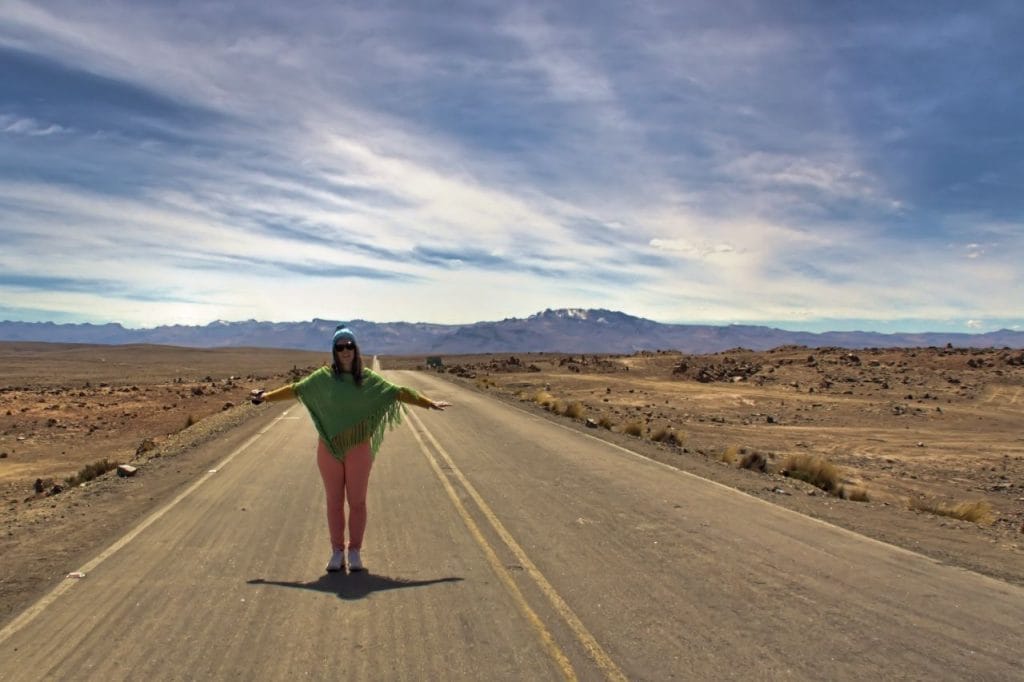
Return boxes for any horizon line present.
[1,309,1022,338]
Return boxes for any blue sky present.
[1,1,1021,332]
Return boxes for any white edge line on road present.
[0,408,295,646]
[406,408,629,682]
[400,371,1024,594]
[505,393,1024,589]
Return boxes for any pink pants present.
[316,440,373,551]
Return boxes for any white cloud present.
[0,181,403,278]
[1,115,67,136]
[964,243,984,259]
[1,2,1022,330]
[501,8,616,104]
[649,238,735,259]
[966,319,983,329]
[717,150,899,210]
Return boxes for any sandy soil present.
[389,345,1024,584]
[2,342,1023,627]
[0,342,325,625]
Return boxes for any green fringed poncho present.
[292,366,413,460]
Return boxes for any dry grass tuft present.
[909,498,995,524]
[837,484,870,502]
[651,427,682,445]
[782,453,842,493]
[563,401,585,419]
[597,416,613,430]
[65,459,118,487]
[719,445,740,465]
[621,421,643,437]
[533,391,556,408]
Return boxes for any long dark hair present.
[332,345,364,386]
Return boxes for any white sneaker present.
[326,549,344,572]
[347,549,365,572]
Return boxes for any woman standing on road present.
[251,325,451,573]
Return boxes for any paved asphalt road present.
[1,369,1021,680]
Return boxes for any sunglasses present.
[334,342,356,351]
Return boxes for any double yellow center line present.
[404,408,627,682]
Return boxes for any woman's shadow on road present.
[247,572,463,601]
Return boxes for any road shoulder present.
[0,403,288,629]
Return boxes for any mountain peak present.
[1,310,1021,354]
[530,307,596,321]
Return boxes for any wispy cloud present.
[0,1,1021,331]
[1,115,67,136]
[649,238,736,260]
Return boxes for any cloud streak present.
[1,115,67,136]
[0,0,1021,333]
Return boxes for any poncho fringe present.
[327,400,405,459]
[292,366,411,461]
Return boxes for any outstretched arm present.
[251,385,297,405]
[398,387,451,410]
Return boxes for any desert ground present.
[2,341,1023,626]
[387,345,1024,582]
[0,342,327,624]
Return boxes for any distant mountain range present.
[1,309,1022,355]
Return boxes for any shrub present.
[597,416,613,430]
[739,451,767,472]
[909,498,994,524]
[533,391,556,408]
[782,454,842,493]
[185,414,196,428]
[837,484,870,502]
[135,438,157,457]
[65,459,118,486]
[651,427,682,445]
[563,401,585,419]
[622,421,643,437]
[719,445,740,465]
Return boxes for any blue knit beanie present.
[332,325,356,348]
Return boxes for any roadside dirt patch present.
[0,342,325,626]
[0,343,324,486]
[390,346,1024,585]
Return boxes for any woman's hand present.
[430,400,452,410]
